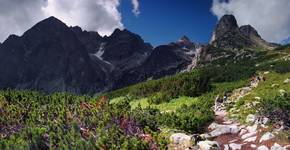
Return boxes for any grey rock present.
[210,14,278,50]
[197,140,220,150]
[260,132,275,143]
[258,145,270,150]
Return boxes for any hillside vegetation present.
[1,46,290,149]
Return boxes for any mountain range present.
[0,14,278,94]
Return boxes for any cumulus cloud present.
[43,0,124,36]
[211,0,290,43]
[0,0,141,42]
[0,0,46,42]
[131,0,140,16]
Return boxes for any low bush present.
[258,93,290,127]
[106,70,212,104]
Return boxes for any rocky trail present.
[170,75,290,150]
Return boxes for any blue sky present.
[120,0,217,46]
[0,0,289,45]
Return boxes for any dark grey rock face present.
[70,26,103,54]
[2,15,275,94]
[210,14,278,50]
[239,25,261,38]
[111,38,198,90]
[0,16,195,94]
[212,14,239,41]
[0,17,106,94]
[102,29,153,69]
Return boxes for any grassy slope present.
[1,45,290,148]
[232,72,290,120]
[107,45,290,132]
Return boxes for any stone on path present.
[246,124,258,133]
[271,143,286,150]
[258,145,270,150]
[251,144,257,148]
[224,144,229,150]
[241,131,257,140]
[244,136,257,142]
[246,114,256,124]
[260,132,275,143]
[239,129,247,136]
[170,133,192,149]
[209,124,239,137]
[197,140,220,150]
[229,143,242,150]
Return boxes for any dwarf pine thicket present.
[1,46,290,149]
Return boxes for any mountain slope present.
[0,17,106,94]
[111,37,199,89]
[210,15,278,50]
[0,17,200,94]
[0,15,282,94]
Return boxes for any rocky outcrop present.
[210,14,278,50]
[70,26,103,54]
[111,37,199,89]
[197,140,220,150]
[0,16,201,94]
[0,17,106,94]
[170,133,192,149]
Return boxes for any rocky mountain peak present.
[70,26,102,53]
[30,16,67,30]
[178,36,192,45]
[212,14,239,40]
[239,25,261,38]
[210,14,277,50]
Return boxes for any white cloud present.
[42,0,124,36]
[131,0,140,16]
[211,0,290,43]
[0,0,142,42]
[0,0,46,42]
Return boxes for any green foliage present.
[0,90,164,149]
[259,93,290,127]
[156,102,214,133]
[106,70,212,103]
[259,60,290,73]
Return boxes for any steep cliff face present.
[0,14,280,94]
[0,16,196,94]
[210,15,278,50]
[111,37,199,89]
[0,17,106,94]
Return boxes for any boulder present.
[260,132,275,143]
[229,143,242,150]
[283,78,290,84]
[208,123,219,130]
[270,143,286,150]
[241,131,257,140]
[170,133,192,148]
[258,145,270,150]
[246,114,257,124]
[244,136,257,142]
[191,134,204,145]
[251,144,257,148]
[224,144,229,150]
[197,140,220,150]
[246,124,258,133]
[209,124,239,137]
[261,117,270,125]
[239,129,247,136]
